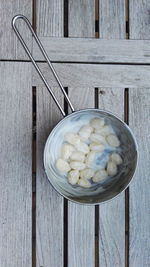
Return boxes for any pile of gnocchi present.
[56,117,123,188]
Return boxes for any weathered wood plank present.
[99,0,125,39]
[68,88,95,267]
[68,2,95,267]
[99,1,125,266]
[129,89,150,267]
[69,0,95,37]
[0,1,32,59]
[36,87,64,267]
[32,63,150,88]
[33,37,150,63]
[98,88,125,266]
[36,0,63,36]
[129,1,150,266]
[36,1,64,266]
[130,0,150,39]
[0,62,32,266]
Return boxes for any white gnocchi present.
[56,159,71,173]
[68,170,79,185]
[70,151,85,162]
[95,125,113,136]
[79,124,93,141]
[55,116,122,188]
[90,133,106,144]
[78,178,91,188]
[65,132,81,146]
[61,143,75,160]
[80,168,95,180]
[89,142,105,152]
[70,161,85,170]
[106,134,120,147]
[85,151,96,168]
[107,160,117,176]
[75,141,89,154]
[90,118,105,129]
[110,153,123,165]
[92,169,108,183]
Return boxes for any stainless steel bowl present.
[12,15,138,205]
[44,109,138,205]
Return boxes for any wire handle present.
[12,14,75,117]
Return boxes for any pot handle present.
[12,14,75,117]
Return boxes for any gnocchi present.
[90,133,106,144]
[70,151,85,162]
[107,160,117,176]
[92,169,108,183]
[110,153,123,165]
[61,144,75,160]
[106,134,120,147]
[78,178,91,188]
[90,118,105,129]
[79,124,93,141]
[55,116,123,188]
[65,132,81,146]
[70,161,85,170]
[56,159,71,173]
[89,142,105,152]
[68,170,79,185]
[80,168,95,180]
[85,151,96,168]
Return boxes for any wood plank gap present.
[64,0,68,37]
[95,0,99,38]
[64,87,68,267]
[32,0,37,31]
[95,88,99,267]
[125,0,129,38]
[32,87,36,267]
[124,88,129,267]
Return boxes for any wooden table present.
[0,1,150,266]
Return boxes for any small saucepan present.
[12,15,138,204]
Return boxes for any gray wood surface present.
[99,0,125,39]
[36,87,64,267]
[32,63,150,88]
[36,1,64,266]
[99,1,125,266]
[0,62,32,266]
[129,1,150,266]
[33,37,150,63]
[67,2,95,267]
[0,0,32,59]
[68,88,95,267]
[69,0,95,37]
[98,88,125,266]
[36,0,63,37]
[129,89,150,267]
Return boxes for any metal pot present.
[12,15,138,204]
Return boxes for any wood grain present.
[36,0,63,37]
[99,1,125,266]
[0,62,32,266]
[129,89,150,267]
[0,0,32,59]
[32,63,150,88]
[36,87,64,267]
[98,88,125,266]
[129,0,150,39]
[68,2,95,267]
[129,1,150,266]
[36,1,64,266]
[99,0,125,39]
[69,0,95,37]
[33,37,150,63]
